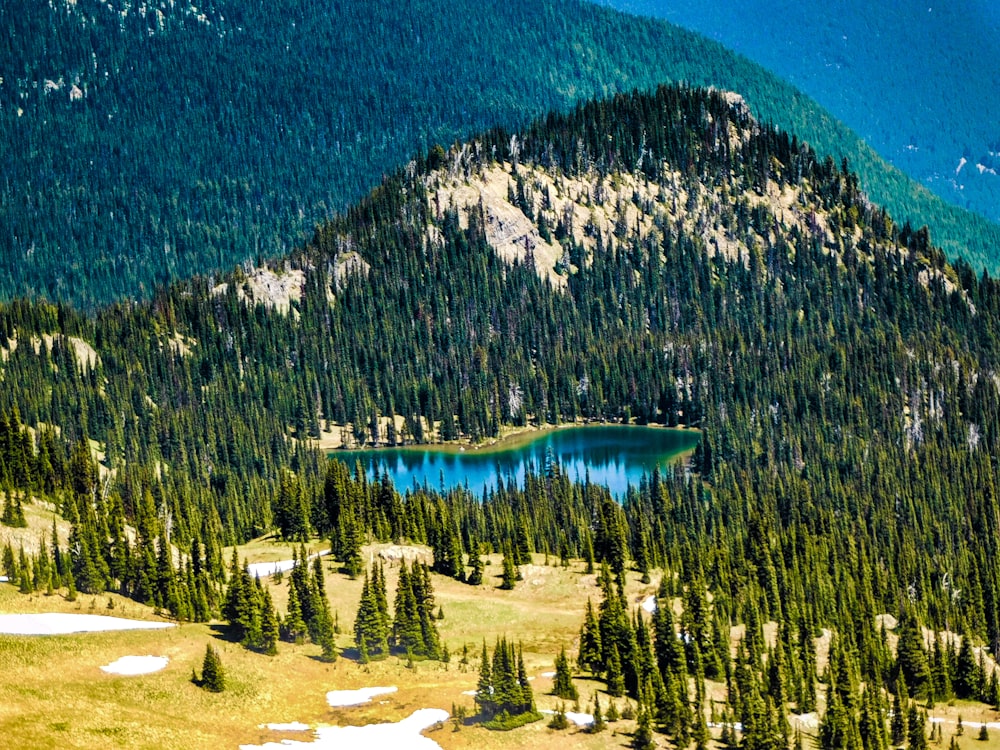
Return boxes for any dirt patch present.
[213,266,305,315]
[370,543,433,568]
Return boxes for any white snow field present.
[240,708,449,750]
[326,686,397,707]
[0,613,175,635]
[100,655,169,675]
[246,550,331,579]
[640,594,657,613]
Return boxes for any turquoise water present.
[332,425,699,497]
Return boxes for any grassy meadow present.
[1,538,999,749]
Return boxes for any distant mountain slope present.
[598,0,1000,222]
[2,0,998,307]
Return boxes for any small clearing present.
[32,333,99,372]
[0,613,174,635]
[239,708,448,750]
[326,686,397,708]
[100,655,169,675]
[792,712,819,730]
[213,267,305,316]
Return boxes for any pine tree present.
[499,548,517,590]
[392,561,425,655]
[283,579,307,643]
[475,638,539,724]
[590,692,606,733]
[859,683,887,750]
[897,609,931,698]
[578,599,603,673]
[552,646,578,701]
[310,562,337,661]
[317,611,338,662]
[260,587,279,655]
[548,703,569,729]
[633,706,655,750]
[907,702,928,750]
[891,676,909,746]
[955,637,980,700]
[606,641,625,697]
[339,512,364,579]
[354,572,389,658]
[199,644,225,692]
[370,563,389,643]
[466,544,484,586]
[273,471,309,542]
[412,563,441,659]
[476,641,493,712]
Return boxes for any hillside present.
[3,84,1000,748]
[3,0,998,307]
[599,0,1000,222]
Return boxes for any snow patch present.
[240,708,449,750]
[0,613,174,636]
[326,686,398,707]
[460,690,477,696]
[539,671,556,678]
[100,655,169,675]
[246,550,330,579]
[641,594,657,613]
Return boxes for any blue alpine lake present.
[331,425,699,497]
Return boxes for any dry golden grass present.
[4,539,1000,750]
[0,544,653,750]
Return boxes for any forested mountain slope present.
[599,0,1000,223]
[3,87,1000,668]
[3,0,998,307]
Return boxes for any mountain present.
[3,0,998,308]
[4,85,1000,749]
[598,0,1000,223]
[2,85,999,637]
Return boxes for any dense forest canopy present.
[598,0,1000,223]
[2,0,998,307]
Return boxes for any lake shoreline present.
[328,424,701,497]
[324,420,700,458]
